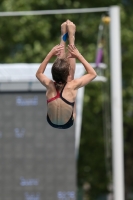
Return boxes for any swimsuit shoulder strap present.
[60,82,67,95]
[60,82,75,107]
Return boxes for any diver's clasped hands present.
[49,44,80,58]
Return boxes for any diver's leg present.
[66,20,76,80]
[58,22,67,59]
[67,20,76,119]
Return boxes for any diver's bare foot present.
[66,20,76,45]
[61,22,67,35]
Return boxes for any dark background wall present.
[0,92,76,200]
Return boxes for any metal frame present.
[0,8,109,17]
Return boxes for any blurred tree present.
[0,0,133,199]
[120,4,133,199]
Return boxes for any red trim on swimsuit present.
[47,90,60,103]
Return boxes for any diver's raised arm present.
[67,45,97,89]
[36,44,64,88]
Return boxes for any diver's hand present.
[67,45,80,58]
[50,45,64,56]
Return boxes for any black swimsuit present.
[47,83,75,129]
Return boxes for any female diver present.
[36,20,97,129]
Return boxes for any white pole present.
[109,6,125,200]
[75,87,85,159]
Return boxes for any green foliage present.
[78,82,109,199]
[120,5,133,198]
[0,0,133,199]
